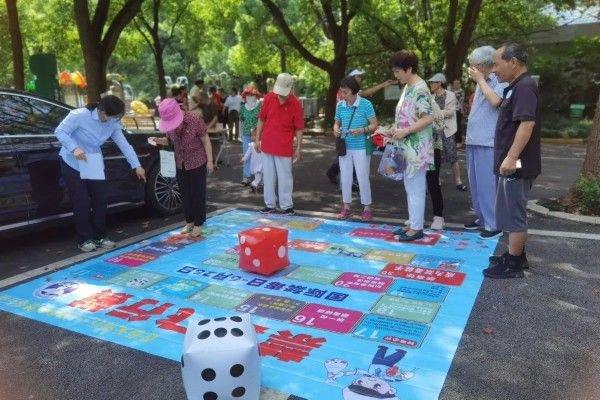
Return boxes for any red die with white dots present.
[238,227,289,275]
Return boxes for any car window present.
[0,93,70,135]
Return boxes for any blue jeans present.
[242,134,252,180]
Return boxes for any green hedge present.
[540,116,592,139]
[572,175,600,216]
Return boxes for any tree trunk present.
[5,0,24,90]
[260,0,357,127]
[154,47,167,98]
[81,44,106,103]
[323,59,347,127]
[444,50,462,83]
[443,0,483,82]
[73,0,144,103]
[581,93,600,176]
[279,47,287,73]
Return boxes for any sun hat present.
[241,86,262,99]
[158,98,184,132]
[273,73,294,96]
[427,73,447,84]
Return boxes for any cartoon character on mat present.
[342,375,398,400]
[326,346,415,399]
[364,346,415,382]
[325,358,357,384]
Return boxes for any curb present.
[527,200,600,225]
[541,138,586,145]
[305,135,585,143]
[0,207,236,290]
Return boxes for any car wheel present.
[145,163,182,215]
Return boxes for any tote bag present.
[159,150,176,178]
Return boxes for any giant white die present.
[181,314,260,400]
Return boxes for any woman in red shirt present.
[151,98,214,237]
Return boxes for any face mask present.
[246,96,257,107]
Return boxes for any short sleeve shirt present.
[239,102,262,137]
[393,80,434,177]
[466,73,507,147]
[258,92,305,157]
[494,73,541,179]
[166,112,208,170]
[225,94,243,112]
[335,96,376,151]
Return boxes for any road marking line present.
[208,202,600,241]
[2,204,597,290]
[0,207,235,290]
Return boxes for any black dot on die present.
[214,328,227,337]
[198,330,210,340]
[198,319,210,326]
[214,317,227,321]
[230,364,244,377]
[201,368,216,381]
[231,328,244,337]
[203,392,218,400]
[230,316,242,322]
[180,356,184,368]
[232,387,246,397]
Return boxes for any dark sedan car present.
[0,89,183,233]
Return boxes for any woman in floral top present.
[382,50,434,241]
[239,86,262,185]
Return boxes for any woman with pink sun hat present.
[150,98,214,237]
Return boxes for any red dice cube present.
[238,227,290,275]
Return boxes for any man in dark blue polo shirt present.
[484,43,541,279]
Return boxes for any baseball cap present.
[273,73,294,96]
[347,69,365,77]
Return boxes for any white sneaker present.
[95,237,116,249]
[430,216,445,231]
[78,240,97,252]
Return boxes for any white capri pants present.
[339,149,372,206]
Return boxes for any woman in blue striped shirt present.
[333,77,378,221]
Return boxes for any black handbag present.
[336,106,357,157]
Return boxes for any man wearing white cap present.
[256,72,305,214]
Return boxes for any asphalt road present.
[0,138,598,400]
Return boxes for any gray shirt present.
[466,73,508,147]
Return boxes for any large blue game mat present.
[0,209,498,400]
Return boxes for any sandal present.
[180,224,194,234]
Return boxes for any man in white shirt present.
[224,87,243,141]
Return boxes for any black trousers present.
[176,164,207,226]
[61,160,107,244]
[426,149,444,218]
[455,111,463,143]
